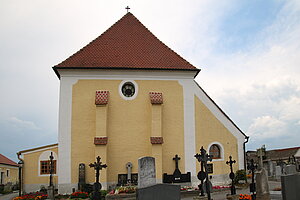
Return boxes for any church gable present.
[53,13,199,77]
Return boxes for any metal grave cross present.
[247,159,257,197]
[173,154,181,170]
[89,156,107,200]
[226,155,236,195]
[125,6,130,13]
[49,152,54,187]
[194,146,213,200]
[89,156,107,183]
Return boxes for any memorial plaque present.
[118,173,138,185]
[207,163,213,174]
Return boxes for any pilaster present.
[149,92,163,182]
[94,91,109,187]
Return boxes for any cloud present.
[247,116,286,140]
[6,117,40,131]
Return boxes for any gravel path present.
[0,192,19,200]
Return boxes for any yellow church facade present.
[18,13,247,194]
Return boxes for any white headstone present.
[286,165,297,175]
[275,165,282,180]
[256,168,270,200]
[138,156,156,188]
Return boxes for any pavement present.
[181,180,282,200]
[0,192,19,200]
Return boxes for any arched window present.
[209,144,221,159]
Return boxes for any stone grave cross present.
[89,156,107,200]
[195,146,213,200]
[226,155,236,195]
[126,162,133,184]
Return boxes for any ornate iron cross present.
[194,146,213,200]
[247,159,257,196]
[89,156,107,183]
[49,152,54,187]
[226,155,236,195]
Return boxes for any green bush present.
[234,169,247,184]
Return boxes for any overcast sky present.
[1,1,299,161]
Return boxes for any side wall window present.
[38,150,58,176]
[40,160,57,175]
[209,144,221,159]
[208,142,224,161]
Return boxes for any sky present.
[1,0,300,162]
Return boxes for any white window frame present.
[118,80,138,100]
[207,142,224,161]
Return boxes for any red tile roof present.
[54,12,199,76]
[0,154,18,167]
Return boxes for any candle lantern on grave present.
[89,156,107,200]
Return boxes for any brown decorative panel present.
[150,136,164,144]
[94,137,108,145]
[95,90,109,105]
[149,92,163,104]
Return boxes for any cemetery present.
[4,8,299,200]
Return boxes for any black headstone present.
[136,184,180,200]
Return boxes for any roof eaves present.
[18,143,58,155]
[53,66,200,79]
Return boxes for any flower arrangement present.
[108,186,136,195]
[239,194,252,200]
[212,185,231,190]
[70,192,89,199]
[13,192,47,200]
[180,186,197,191]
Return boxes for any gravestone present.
[136,184,180,200]
[255,168,270,200]
[275,166,282,180]
[285,164,297,175]
[78,163,86,191]
[281,173,300,200]
[138,157,156,188]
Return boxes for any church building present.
[18,12,248,194]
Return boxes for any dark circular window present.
[122,82,135,97]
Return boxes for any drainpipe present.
[17,152,24,196]
[243,136,249,170]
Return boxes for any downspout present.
[243,136,249,170]
[17,152,24,195]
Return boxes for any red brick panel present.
[95,91,109,105]
[150,137,164,144]
[94,137,108,145]
[149,92,163,104]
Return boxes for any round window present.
[121,82,135,97]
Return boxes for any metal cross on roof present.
[125,6,130,13]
